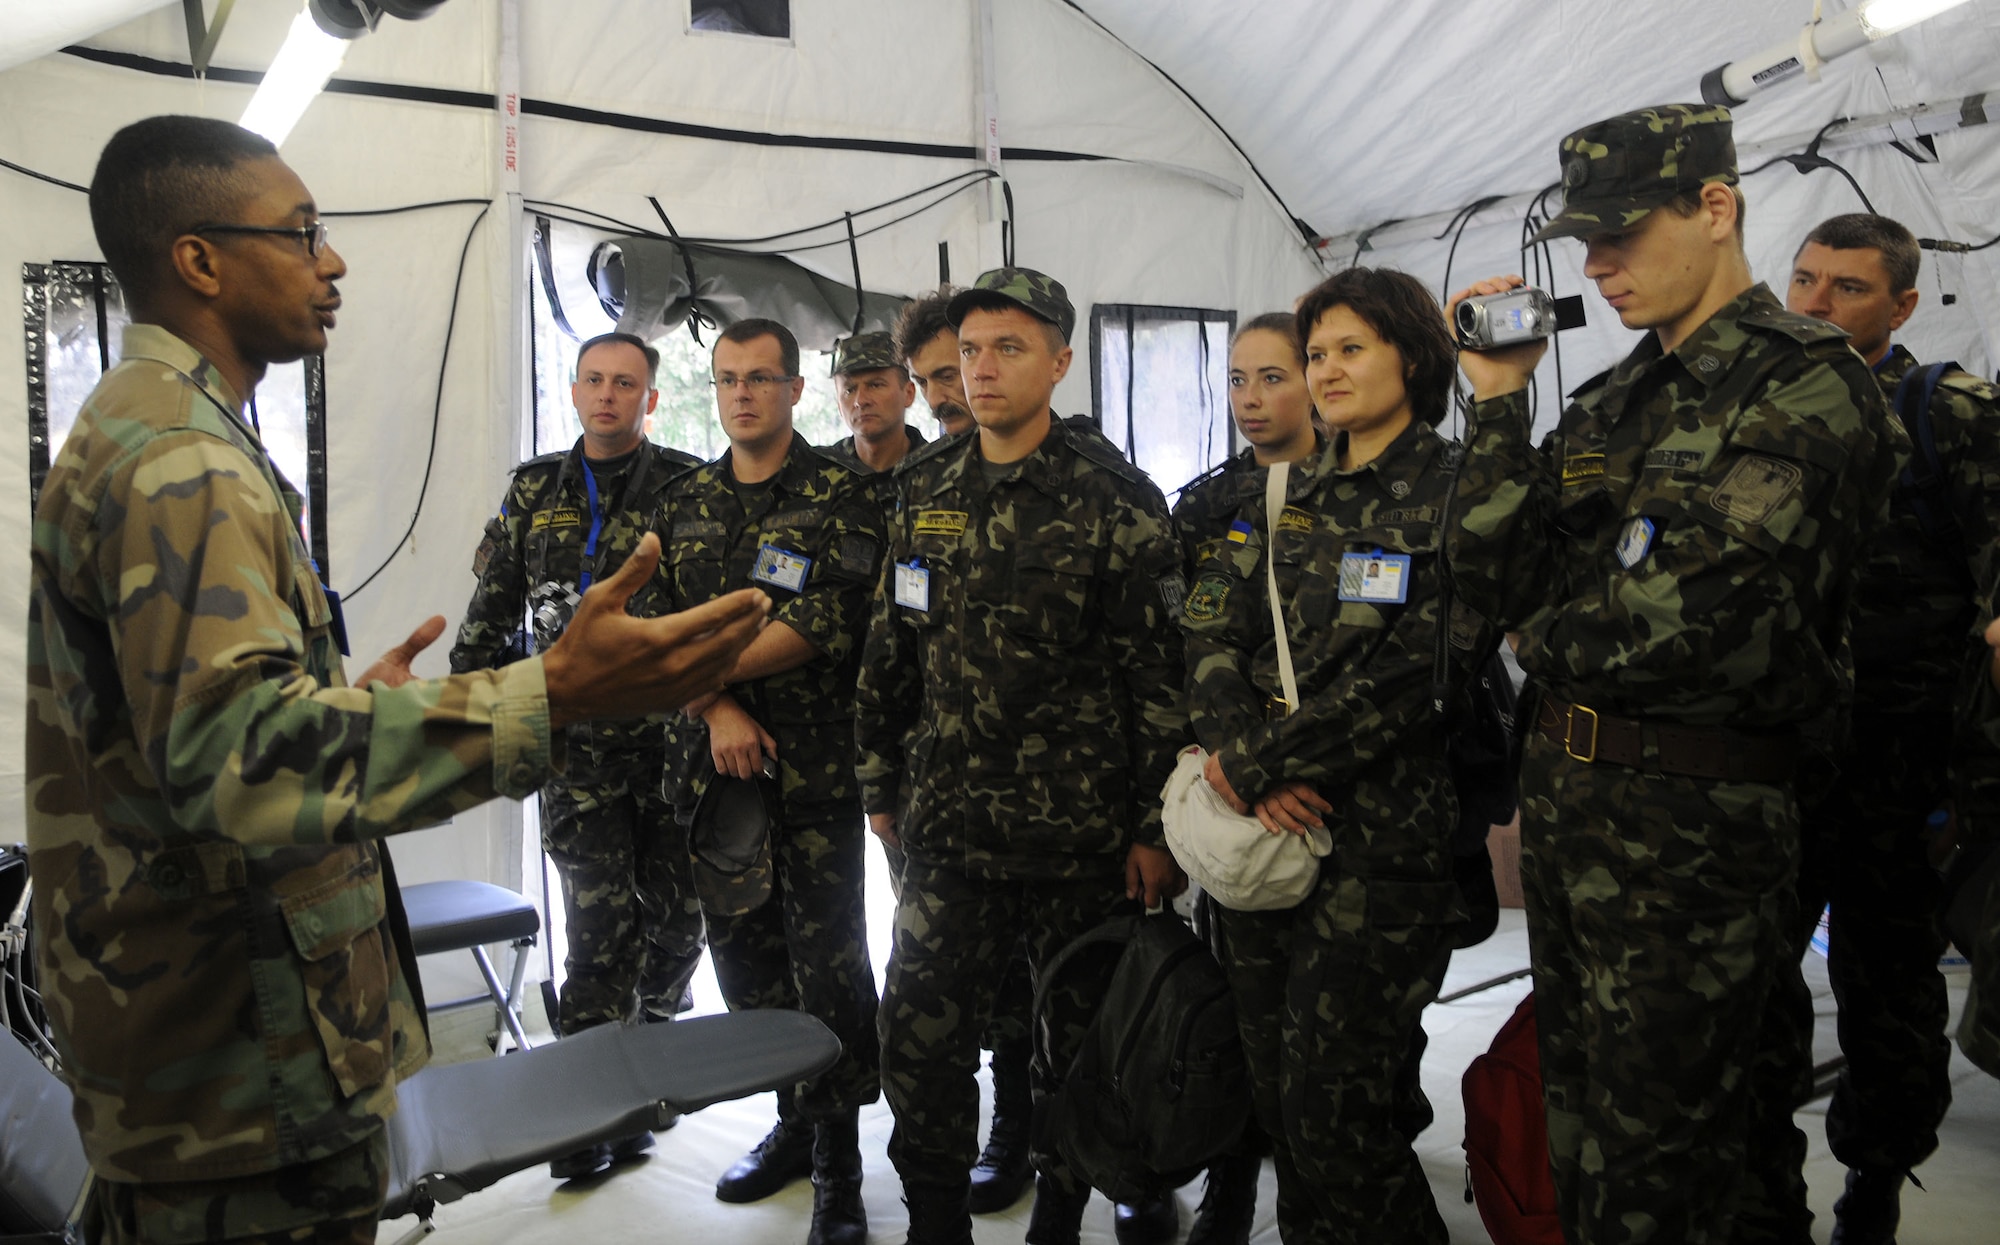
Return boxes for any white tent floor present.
[391,864,2000,1245]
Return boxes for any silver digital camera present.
[1456,286,1558,351]
[529,581,581,650]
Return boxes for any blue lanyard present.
[578,460,604,594]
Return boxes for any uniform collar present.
[931,407,1070,498]
[118,323,248,424]
[1307,419,1435,501]
[718,431,818,496]
[1663,282,1780,391]
[1874,342,1917,386]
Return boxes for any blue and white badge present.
[752,544,812,593]
[1337,549,1411,604]
[893,561,930,611]
[1616,516,1656,569]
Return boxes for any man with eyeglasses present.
[448,331,704,1180]
[28,115,766,1245]
[649,318,888,1245]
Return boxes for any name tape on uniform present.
[914,510,969,537]
[752,545,812,593]
[530,506,583,531]
[1337,550,1410,604]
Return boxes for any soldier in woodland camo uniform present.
[28,116,763,1245]
[822,331,929,475]
[1774,212,2000,1241]
[649,318,886,1245]
[1447,106,1902,1245]
[451,333,704,1066]
[1185,270,1474,1245]
[1953,611,2000,1079]
[855,268,1188,1245]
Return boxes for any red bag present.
[1462,993,1562,1245]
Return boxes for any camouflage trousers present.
[1213,871,1454,1245]
[95,1130,386,1245]
[542,749,706,1034]
[1961,863,2000,1076]
[881,855,1135,1197]
[707,804,880,1121]
[1778,711,1952,1172]
[882,840,1033,1052]
[1519,728,1809,1245]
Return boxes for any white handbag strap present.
[1263,462,1300,715]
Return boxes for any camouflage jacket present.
[1184,423,1475,896]
[26,326,557,1183]
[1448,284,1902,730]
[1170,435,1331,580]
[822,423,929,475]
[449,436,698,764]
[854,414,1190,881]
[649,434,889,814]
[1849,346,2000,716]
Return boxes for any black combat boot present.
[806,1112,867,1245]
[1831,1166,1910,1245]
[1024,1173,1092,1245]
[1112,1190,1177,1245]
[903,1183,974,1245]
[715,1089,815,1202]
[968,1040,1035,1213]
[1185,1152,1260,1245]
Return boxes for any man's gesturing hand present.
[357,615,447,689]
[543,533,769,728]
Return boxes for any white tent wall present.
[0,0,1323,1004]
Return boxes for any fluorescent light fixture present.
[1701,0,1974,105]
[239,6,350,146]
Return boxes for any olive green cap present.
[946,266,1076,344]
[1532,103,1740,243]
[829,331,902,376]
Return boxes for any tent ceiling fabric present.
[1071,0,2000,243]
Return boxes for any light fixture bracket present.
[180,0,240,76]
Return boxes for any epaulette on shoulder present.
[891,428,967,479]
[1940,369,2000,402]
[1571,365,1616,402]
[653,444,703,472]
[1741,302,1848,345]
[510,448,567,476]
[1064,418,1153,488]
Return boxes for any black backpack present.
[1892,360,1967,552]
[1030,912,1251,1203]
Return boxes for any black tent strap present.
[59,45,1108,164]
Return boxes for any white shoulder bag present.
[1161,461,1333,912]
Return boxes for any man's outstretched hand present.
[357,615,448,689]
[543,533,769,728]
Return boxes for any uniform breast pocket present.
[1324,522,1437,632]
[281,862,393,1099]
[896,535,959,631]
[671,542,729,603]
[1004,541,1094,647]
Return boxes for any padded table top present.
[401,880,540,956]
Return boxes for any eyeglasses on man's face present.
[192,219,331,258]
[711,373,796,391]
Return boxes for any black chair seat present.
[401,880,539,956]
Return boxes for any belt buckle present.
[1266,697,1292,721]
[1563,703,1600,763]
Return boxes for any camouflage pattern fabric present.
[856,415,1186,1198]
[854,415,1188,879]
[1448,286,1901,1244]
[649,433,890,1117]
[1757,347,2000,1173]
[1170,446,1263,581]
[1183,423,1469,1243]
[541,755,706,1031]
[945,266,1077,343]
[1953,594,2000,1077]
[829,330,903,376]
[96,1132,388,1245]
[449,436,704,1032]
[28,327,559,1203]
[879,839,1032,1052]
[881,857,1138,1197]
[822,423,929,476]
[1533,103,1740,243]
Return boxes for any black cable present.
[342,203,490,601]
[1922,233,2000,253]
[0,155,87,193]
[530,176,985,257]
[322,197,491,218]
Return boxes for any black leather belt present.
[1535,694,1800,784]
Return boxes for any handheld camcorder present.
[1455,286,1586,351]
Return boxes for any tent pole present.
[492,0,530,899]
[973,0,1005,271]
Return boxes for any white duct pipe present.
[0,0,179,75]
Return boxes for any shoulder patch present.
[1711,453,1803,525]
[1183,574,1232,623]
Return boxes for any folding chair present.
[401,879,540,1053]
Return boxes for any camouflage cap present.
[829,330,904,376]
[1531,104,1740,244]
[688,772,775,918]
[946,266,1076,344]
